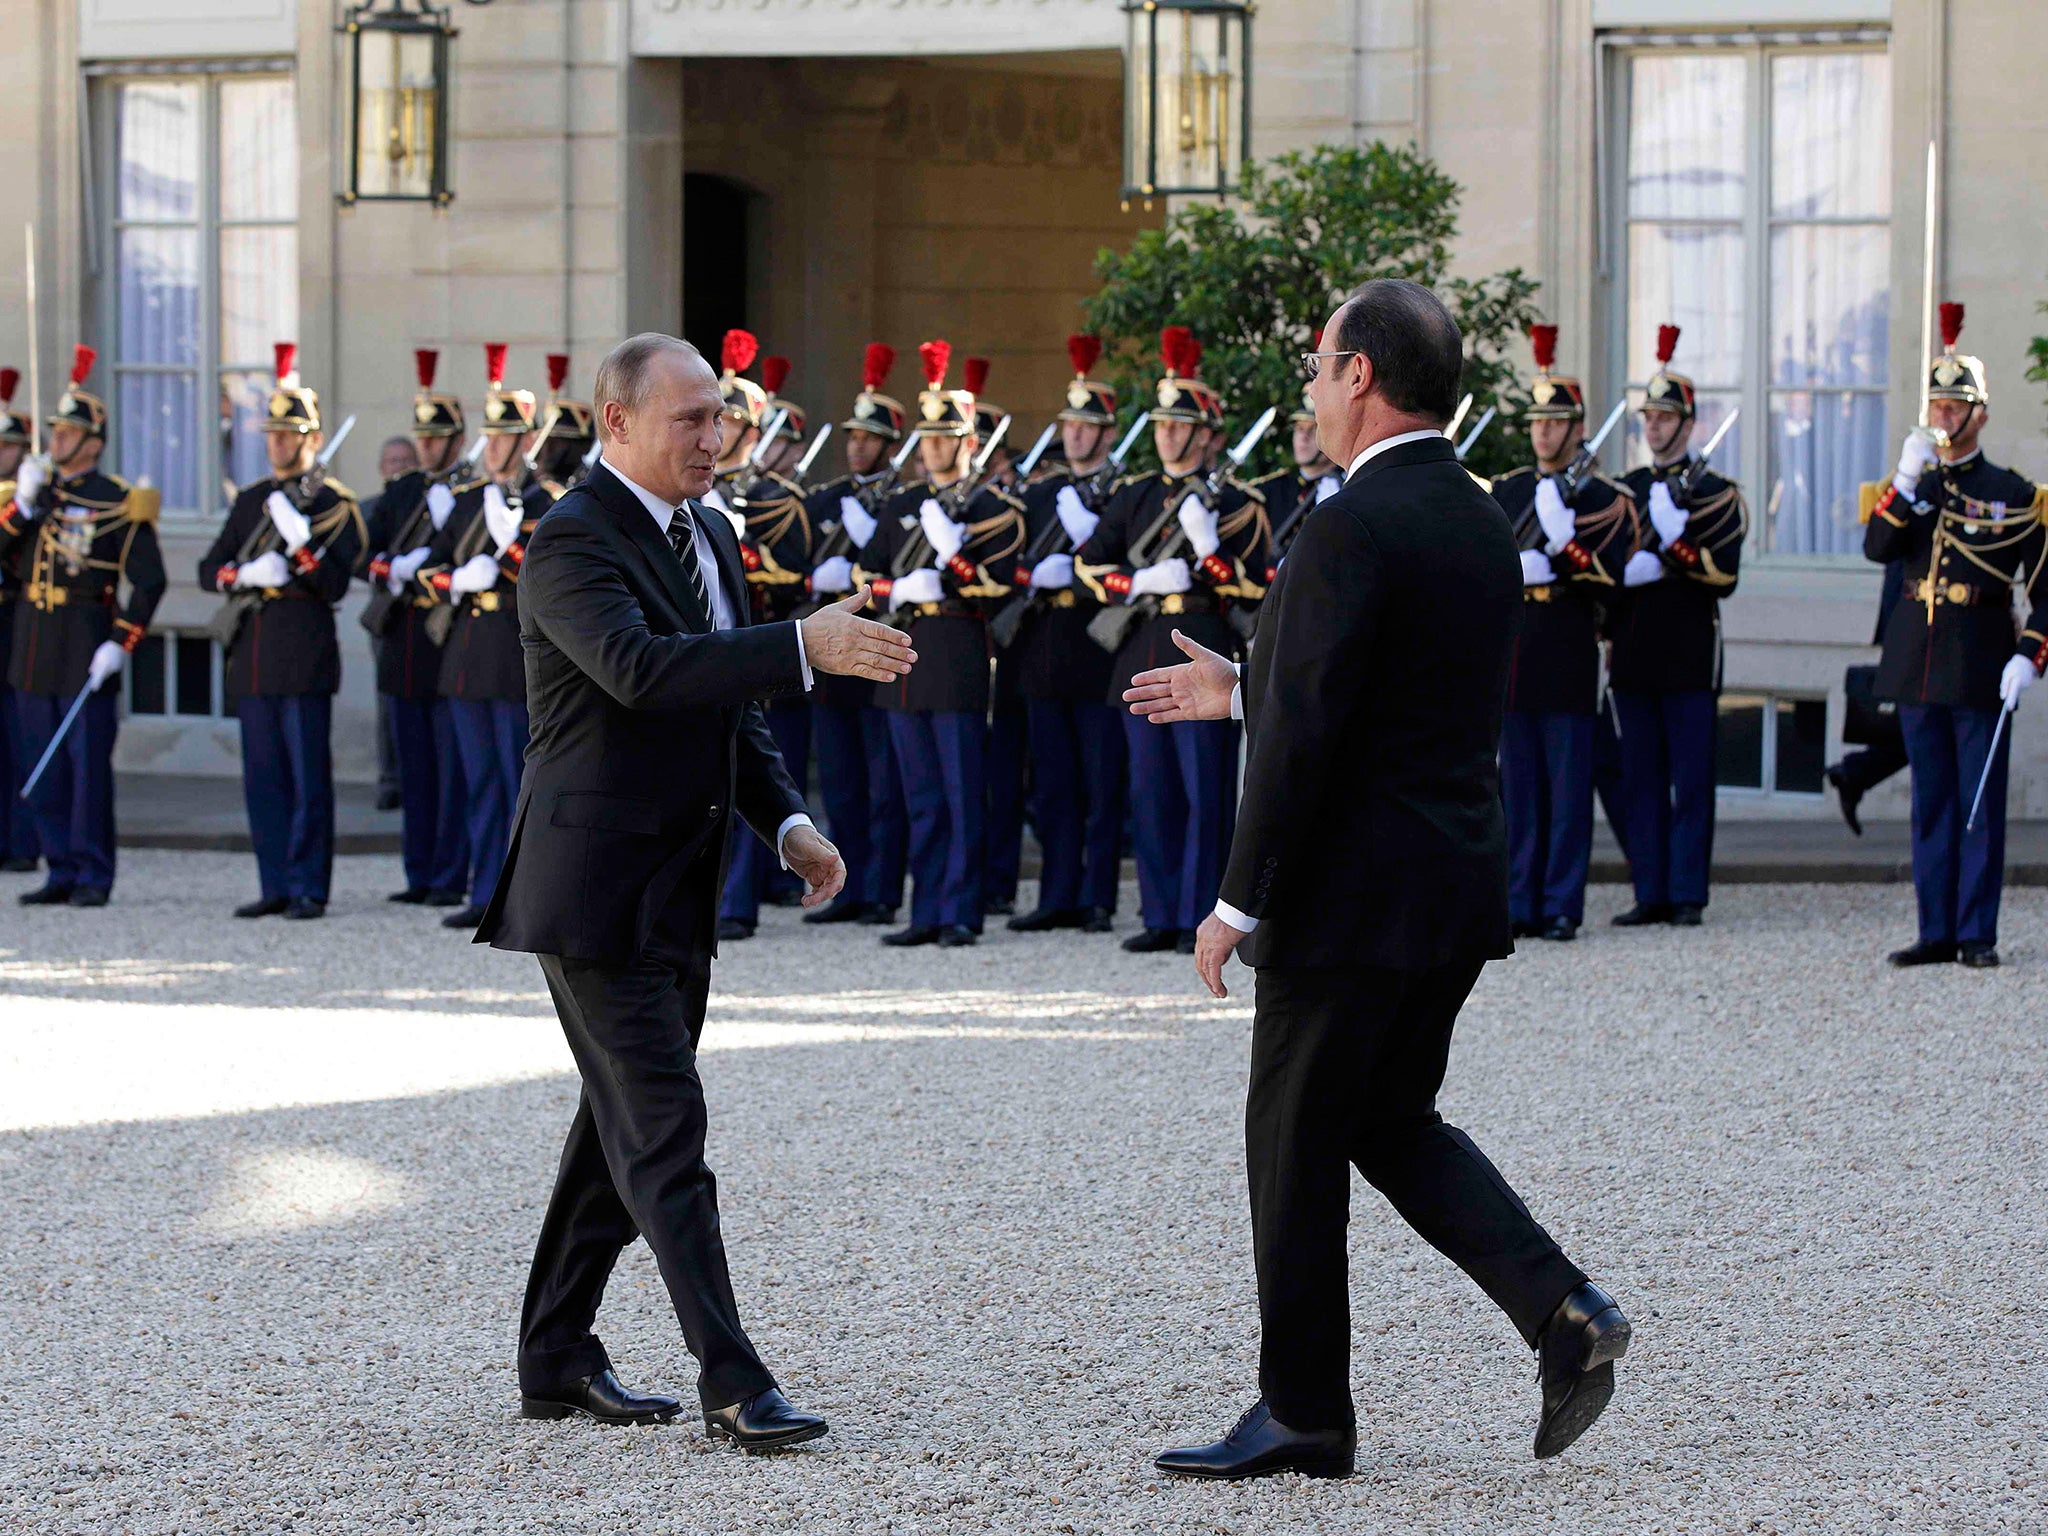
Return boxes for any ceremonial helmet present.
[0,368,29,446]
[1152,326,1221,428]
[412,349,464,438]
[964,357,1004,442]
[1524,324,1586,421]
[50,345,108,438]
[481,343,538,435]
[718,330,767,427]
[1926,302,1989,408]
[1642,325,1696,419]
[265,343,321,435]
[1059,333,1118,427]
[842,343,906,441]
[914,339,975,437]
[541,352,595,444]
[760,354,804,442]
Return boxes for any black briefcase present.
[1842,664,1901,749]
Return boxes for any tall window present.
[97,68,298,522]
[1613,43,1889,557]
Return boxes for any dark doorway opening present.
[683,173,753,356]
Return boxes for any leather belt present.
[25,584,110,610]
[1914,578,1996,608]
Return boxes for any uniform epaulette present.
[1467,470,1492,493]
[2033,484,2048,520]
[539,476,567,498]
[118,479,161,524]
[1227,476,1267,507]
[452,474,488,495]
[1491,465,1536,485]
[1248,466,1295,488]
[1110,472,1146,493]
[1589,471,1633,501]
[322,476,358,503]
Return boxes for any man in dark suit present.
[478,332,915,1449]
[1126,281,1629,1480]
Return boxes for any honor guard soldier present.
[1076,326,1269,953]
[799,343,911,927]
[963,356,1026,917]
[1611,325,1746,928]
[0,367,41,871]
[535,352,597,490]
[417,344,554,930]
[1002,333,1126,933]
[1487,324,1636,942]
[758,353,808,480]
[197,344,367,919]
[1254,378,1344,579]
[702,328,767,532]
[0,345,167,906]
[362,348,471,908]
[858,339,1025,947]
[1864,303,2048,969]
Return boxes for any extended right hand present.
[13,453,47,511]
[1122,629,1237,724]
[1896,431,1938,498]
[801,586,917,683]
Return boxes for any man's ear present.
[1350,353,1375,404]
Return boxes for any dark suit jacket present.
[1222,434,1518,971]
[477,462,808,965]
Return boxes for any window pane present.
[1771,53,1889,219]
[1775,697,1827,793]
[1770,224,1889,388]
[1627,54,1747,220]
[220,78,298,222]
[1626,224,1744,387]
[219,227,298,369]
[218,369,276,498]
[128,633,167,716]
[174,635,217,716]
[1768,389,1887,555]
[1621,389,1741,478]
[1716,694,1766,789]
[117,227,200,367]
[117,81,200,223]
[116,372,199,514]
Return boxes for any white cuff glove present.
[889,568,943,609]
[919,499,965,563]
[1054,484,1099,548]
[1176,495,1221,558]
[810,554,855,594]
[14,454,47,510]
[482,484,522,553]
[838,496,878,550]
[386,546,431,596]
[1895,431,1939,499]
[425,481,456,529]
[1999,654,2038,709]
[88,639,125,691]
[1534,478,1576,553]
[1029,553,1074,591]
[1130,557,1192,600]
[449,551,501,597]
[234,550,292,589]
[1520,549,1555,587]
[1314,474,1342,504]
[1622,549,1666,587]
[264,490,312,554]
[1647,480,1688,547]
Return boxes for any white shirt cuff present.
[793,618,815,692]
[1214,899,1258,934]
[1229,662,1244,721]
[775,813,815,870]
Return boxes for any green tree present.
[2027,298,2048,419]
[1083,143,1541,481]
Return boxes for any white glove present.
[482,484,522,553]
[1029,553,1074,590]
[233,550,292,589]
[1647,480,1688,547]
[386,546,431,595]
[13,453,47,510]
[1534,478,1576,553]
[917,499,965,563]
[810,555,855,594]
[1314,474,1342,504]
[1520,549,1555,587]
[448,551,500,597]
[1622,549,1666,587]
[87,639,125,691]
[838,496,878,549]
[1895,431,1939,498]
[1999,654,2038,709]
[1176,495,1221,558]
[1130,557,1192,599]
[425,481,456,529]
[264,490,312,553]
[1054,484,1099,548]
[889,567,943,609]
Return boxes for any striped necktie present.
[668,502,714,626]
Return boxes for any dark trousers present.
[1025,699,1125,914]
[521,903,777,1412]
[237,694,335,903]
[449,696,529,910]
[14,687,117,893]
[1500,710,1594,926]
[1592,694,1629,863]
[985,699,1027,908]
[1835,737,1910,797]
[1,683,41,861]
[1248,961,1587,1431]
[720,700,812,924]
[1123,715,1237,931]
[813,701,908,910]
[1613,688,1717,910]
[1900,701,2009,945]
[387,694,471,895]
[888,708,985,930]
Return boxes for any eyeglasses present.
[1298,349,1358,382]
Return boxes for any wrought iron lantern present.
[1121,0,1254,209]
[338,0,464,206]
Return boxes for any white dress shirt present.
[1212,427,1448,936]
[605,458,817,864]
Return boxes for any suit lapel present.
[688,496,750,628]
[587,463,711,633]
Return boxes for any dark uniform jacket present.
[198,475,365,703]
[726,469,814,627]
[1074,467,1269,700]
[0,492,24,694]
[0,468,166,696]
[417,471,557,704]
[1611,459,1746,694]
[1004,464,1118,705]
[1864,452,2048,711]
[858,478,1025,715]
[801,470,894,711]
[1488,465,1636,716]
[1252,466,1343,580]
[363,469,456,701]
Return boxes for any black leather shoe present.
[984,896,1015,917]
[387,887,431,905]
[19,883,75,906]
[703,1388,828,1452]
[1669,904,1703,927]
[1176,929,1198,954]
[1541,915,1578,942]
[1511,918,1540,939]
[520,1369,682,1427]
[1610,903,1670,927]
[423,888,465,908]
[285,897,326,920]
[1081,906,1114,934]
[1825,763,1864,837]
[1889,939,1957,967]
[718,918,756,942]
[68,887,109,908]
[1122,927,1180,953]
[1154,1399,1356,1482]
[765,888,805,909]
[1007,907,1082,932]
[234,897,288,919]
[939,924,979,947]
[1958,941,2001,969]
[859,905,899,927]
[803,899,872,925]
[882,923,941,947]
[1,856,37,873]
[441,905,485,929]
[1535,1281,1631,1459]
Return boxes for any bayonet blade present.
[890,432,920,472]
[1108,411,1151,466]
[1693,406,1739,468]
[748,408,789,468]
[315,414,357,468]
[1454,405,1496,461]
[1444,392,1474,443]
[1228,405,1278,467]
[1014,422,1058,483]
[793,422,834,481]
[1582,398,1629,462]
[969,414,1012,478]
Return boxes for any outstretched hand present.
[803,586,917,684]
[782,824,847,908]
[1122,629,1237,723]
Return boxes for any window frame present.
[1715,690,1829,800]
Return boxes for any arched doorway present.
[682,173,756,357]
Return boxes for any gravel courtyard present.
[1,850,2042,1534]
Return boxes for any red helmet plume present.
[1,367,19,403]
[69,344,98,387]
[1067,333,1102,377]
[415,348,439,389]
[1159,325,1195,376]
[1939,302,1965,350]
[1655,325,1680,365]
[483,343,508,388]
[761,355,791,396]
[862,343,896,391]
[273,342,298,384]
[546,353,570,394]
[721,329,758,377]
[919,339,951,388]
[962,356,990,397]
[1528,323,1559,371]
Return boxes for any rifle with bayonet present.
[981,422,1089,649]
[1455,405,1496,461]
[208,414,358,649]
[359,432,487,638]
[1513,398,1627,552]
[1668,407,1740,508]
[880,416,1012,630]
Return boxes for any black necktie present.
[669,503,714,626]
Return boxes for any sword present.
[1557,398,1629,499]
[1012,421,1058,484]
[1965,700,2012,834]
[748,408,789,470]
[522,404,564,473]
[792,422,834,482]
[24,223,40,457]
[1916,139,1948,451]
[1455,405,1497,461]
[1225,405,1279,474]
[19,678,95,802]
[1444,392,1474,444]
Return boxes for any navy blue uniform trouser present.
[13,687,117,893]
[237,694,335,903]
[985,700,1026,907]
[1592,694,1629,863]
[1500,710,1594,926]
[888,709,985,930]
[386,694,470,896]
[1613,688,1717,910]
[1026,699,1125,914]
[1899,701,2009,946]
[1,682,41,861]
[449,697,528,911]
[813,702,908,910]
[720,700,813,924]
[1123,714,1237,932]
